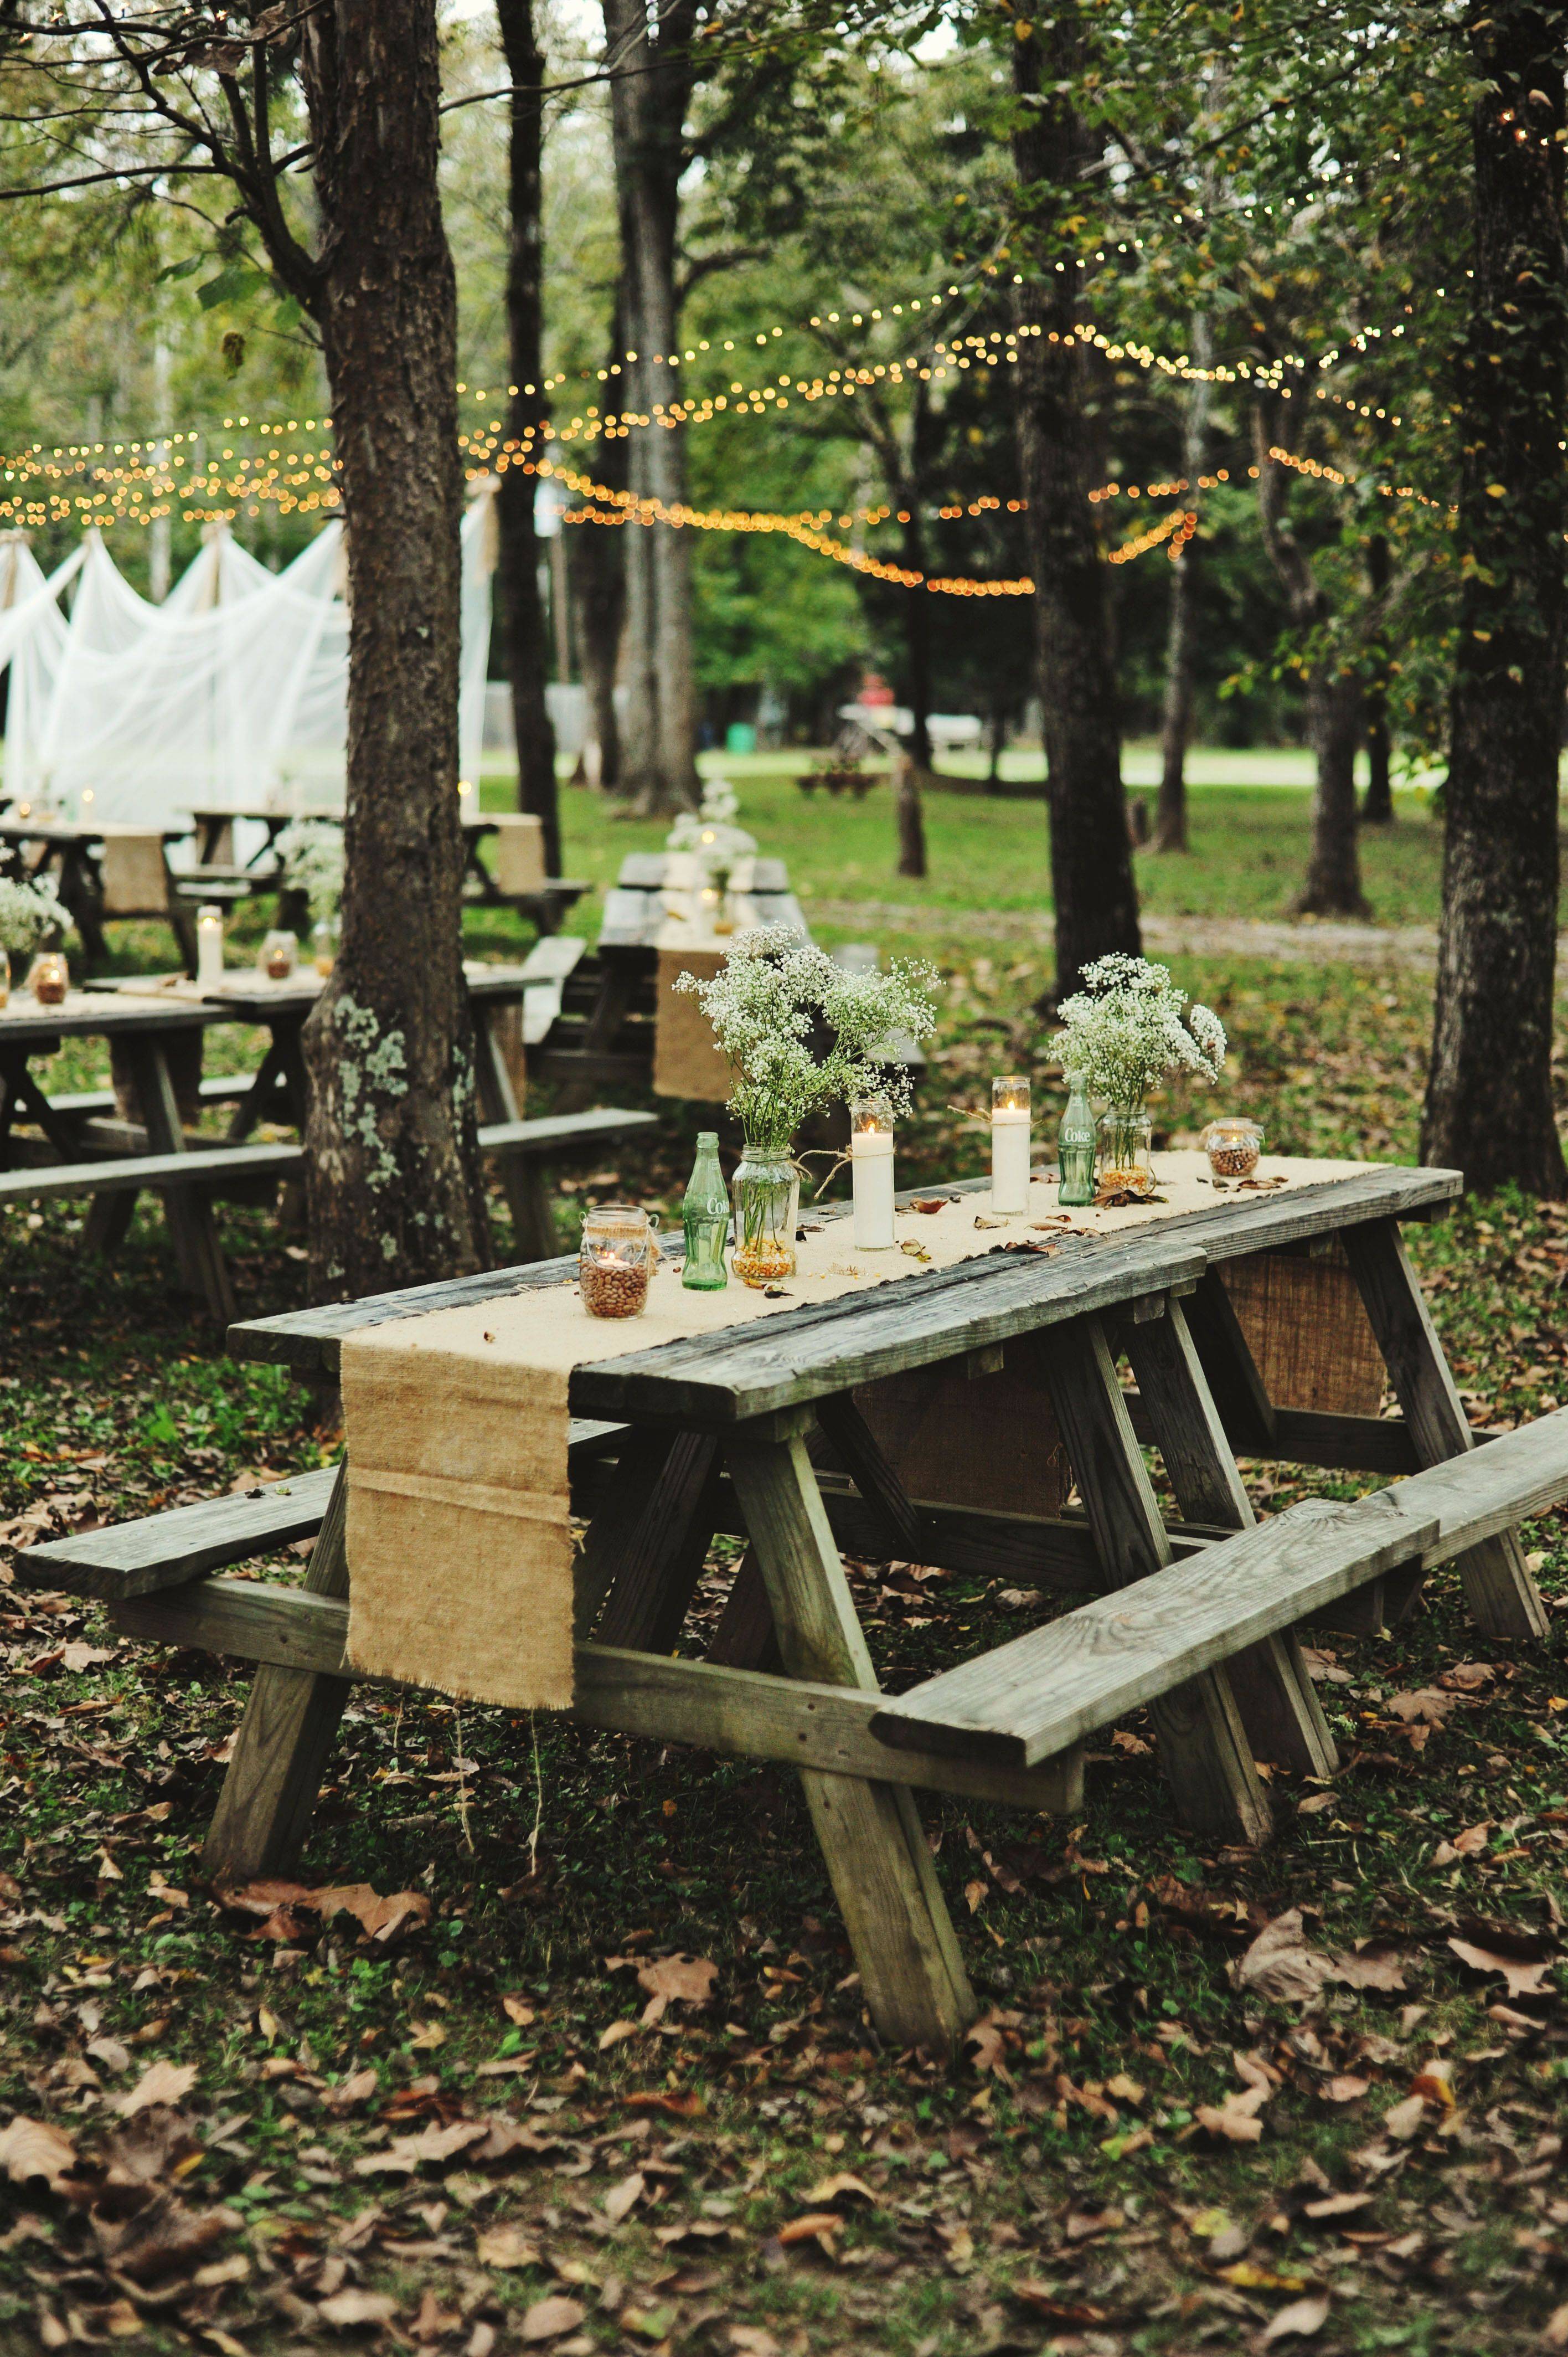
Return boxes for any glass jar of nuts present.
[1201,1116,1263,1182]
[579,1205,659,1318]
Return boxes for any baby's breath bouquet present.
[1057,954,1225,1111]
[275,820,345,924]
[674,926,938,1283]
[666,776,756,879]
[0,872,64,955]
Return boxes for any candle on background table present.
[195,903,226,991]
[991,1074,1031,1214]
[850,1094,896,1249]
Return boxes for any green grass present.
[483,761,1458,931]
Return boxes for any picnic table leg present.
[1342,1218,1549,1639]
[473,1005,557,1262]
[574,1427,725,1651]
[202,1461,352,1881]
[1123,1301,1337,1778]
[1041,1314,1273,1846]
[726,1427,977,2052]
[122,1039,236,1324]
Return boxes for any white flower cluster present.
[666,775,754,864]
[0,872,64,954]
[275,821,345,924]
[674,924,940,1146]
[1058,953,1226,1110]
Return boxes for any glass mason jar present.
[1096,1105,1156,1197]
[28,950,69,1007]
[579,1203,659,1319]
[731,1139,800,1288]
[0,947,10,1011]
[311,916,339,977]
[259,928,297,981]
[681,1131,730,1289]
[1201,1115,1263,1182]
[1056,1080,1097,1207]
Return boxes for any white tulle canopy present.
[0,486,496,830]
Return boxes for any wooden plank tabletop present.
[81,963,538,1020]
[0,992,234,1045]
[226,1162,1461,1395]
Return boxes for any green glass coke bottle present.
[1057,1081,1097,1207]
[681,1131,730,1288]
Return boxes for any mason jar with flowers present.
[667,778,756,935]
[1056,953,1226,1198]
[674,926,939,1285]
[0,873,66,1010]
[275,819,345,974]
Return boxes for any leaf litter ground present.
[4,927,1568,2356]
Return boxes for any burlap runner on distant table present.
[339,1154,1374,1710]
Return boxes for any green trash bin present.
[724,722,756,755]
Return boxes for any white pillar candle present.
[195,904,226,991]
[850,1097,896,1249]
[991,1075,1031,1214]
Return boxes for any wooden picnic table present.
[0,816,198,961]
[193,1156,1548,2051]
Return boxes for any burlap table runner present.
[340,1153,1374,1708]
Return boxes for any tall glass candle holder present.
[850,1095,896,1249]
[991,1075,1031,1214]
[196,903,226,990]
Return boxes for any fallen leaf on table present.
[777,2212,842,2246]
[1195,2083,1269,2144]
[1447,1938,1555,2000]
[1231,1909,1330,2005]
[909,1196,951,1213]
[475,2224,543,2271]
[1263,2296,1330,2343]
[318,2290,399,2329]
[899,1240,931,1262]
[115,2059,197,2117]
[0,2116,79,2192]
[972,1213,1003,1228]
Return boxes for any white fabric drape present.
[1,490,495,827]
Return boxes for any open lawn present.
[5,788,1568,2356]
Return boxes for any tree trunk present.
[892,753,927,879]
[900,511,935,775]
[1154,317,1211,854]
[568,327,628,790]
[1361,532,1394,824]
[1251,412,1371,919]
[296,3,489,1299]
[496,0,559,872]
[1010,7,1140,1005]
[1295,668,1369,917]
[602,0,699,815]
[1423,2,1567,1197]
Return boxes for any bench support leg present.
[1042,1315,1273,1847]
[705,1545,780,1671]
[585,1431,724,1653]
[726,1429,977,2052]
[473,1005,558,1262]
[1343,1218,1549,1638]
[202,1463,352,1882]
[1123,1303,1336,1778]
[125,1041,235,1325]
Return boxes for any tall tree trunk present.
[569,320,629,792]
[602,0,699,816]
[296,3,489,1299]
[1423,3,1567,1197]
[1010,7,1140,1005]
[496,0,559,872]
[1252,414,1371,919]
[1154,317,1211,854]
[1361,532,1394,824]
[896,500,930,876]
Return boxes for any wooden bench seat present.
[870,1405,1568,1768]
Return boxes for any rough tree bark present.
[1423,3,1568,1196]
[296,4,490,1296]
[568,316,630,792]
[1154,317,1211,854]
[496,0,559,871]
[602,0,700,815]
[1251,412,1371,919]
[1361,533,1394,825]
[1010,6,1140,1004]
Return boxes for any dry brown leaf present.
[319,2289,399,2329]
[520,2296,586,2344]
[636,1953,717,2015]
[1010,2283,1107,2327]
[474,2224,543,2270]
[602,2170,645,2225]
[324,2068,380,2113]
[1232,1909,1329,2005]
[1264,2296,1330,2343]
[1386,1689,1457,1726]
[1437,1661,1496,1693]
[598,2018,641,2052]
[1452,1821,1494,1856]
[1195,2084,1269,2144]
[1065,2205,1125,2241]
[1544,2304,1568,2350]
[1302,2191,1374,2221]
[115,2059,197,2118]
[0,2116,78,2192]
[963,1877,989,1915]
[777,2211,843,2245]
[1318,2075,1370,2104]
[806,2172,879,2205]
[1447,1938,1555,2000]
[1328,1943,1408,1993]
[1381,2094,1428,2142]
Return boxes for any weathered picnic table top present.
[0,991,238,1046]
[227,1161,1462,1413]
[81,961,539,1020]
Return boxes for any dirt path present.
[808,897,1446,967]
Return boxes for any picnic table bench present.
[2,960,657,1316]
[20,1160,1568,2055]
